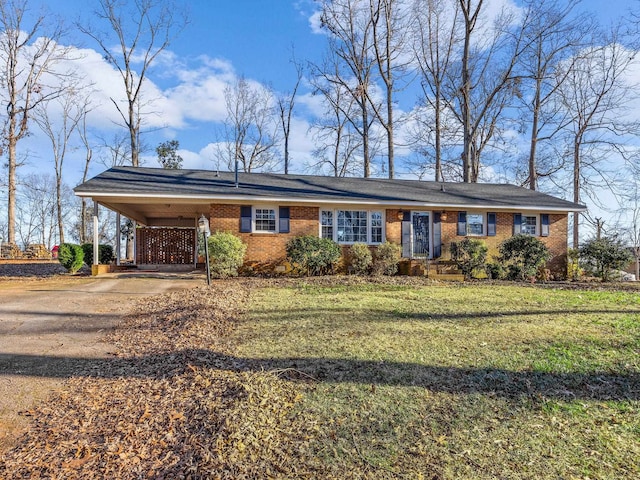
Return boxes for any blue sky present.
[9,0,640,187]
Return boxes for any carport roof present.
[74,166,586,225]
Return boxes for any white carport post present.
[93,201,99,267]
[116,212,121,266]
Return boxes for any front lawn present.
[2,279,638,479]
[234,280,640,479]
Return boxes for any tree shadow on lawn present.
[0,349,637,402]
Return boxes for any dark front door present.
[412,212,430,258]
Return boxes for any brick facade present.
[209,204,319,267]
[209,204,569,277]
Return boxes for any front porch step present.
[398,260,465,281]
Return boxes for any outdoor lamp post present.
[198,214,211,286]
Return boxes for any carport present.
[74,170,213,272]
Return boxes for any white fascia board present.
[74,191,586,213]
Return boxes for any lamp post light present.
[198,214,211,285]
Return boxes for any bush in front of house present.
[349,243,372,275]
[372,241,401,276]
[81,243,115,265]
[498,234,550,281]
[207,231,247,278]
[579,236,633,282]
[451,238,488,279]
[286,235,341,276]
[58,243,84,273]
[485,261,506,280]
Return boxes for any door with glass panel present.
[412,212,430,258]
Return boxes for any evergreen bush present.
[58,243,84,273]
[451,238,488,279]
[207,232,247,278]
[372,241,401,276]
[498,234,550,281]
[579,236,633,281]
[81,243,115,265]
[349,243,372,275]
[286,235,341,276]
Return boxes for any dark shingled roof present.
[75,166,585,211]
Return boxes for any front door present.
[412,212,430,258]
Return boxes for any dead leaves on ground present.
[0,283,321,479]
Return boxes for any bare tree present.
[411,0,461,182]
[216,76,280,173]
[318,0,378,177]
[309,75,363,177]
[453,0,531,182]
[0,0,71,244]
[15,173,72,249]
[277,55,303,174]
[367,0,411,178]
[78,110,93,244]
[517,0,593,190]
[78,0,187,167]
[554,26,639,247]
[34,84,91,244]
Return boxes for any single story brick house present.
[74,166,586,276]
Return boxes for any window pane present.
[466,213,484,235]
[321,210,333,239]
[371,211,383,243]
[337,210,367,243]
[522,215,537,235]
[255,208,276,232]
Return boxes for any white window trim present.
[521,214,538,236]
[465,212,486,236]
[319,208,385,245]
[252,206,279,233]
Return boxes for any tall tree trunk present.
[362,104,370,178]
[386,82,394,179]
[56,173,64,244]
[7,136,17,244]
[573,139,580,248]
[434,88,442,182]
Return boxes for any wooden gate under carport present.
[135,227,197,265]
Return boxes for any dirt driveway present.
[0,273,202,452]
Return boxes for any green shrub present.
[450,238,488,279]
[286,235,341,276]
[567,248,582,281]
[58,243,84,273]
[579,236,633,282]
[498,234,550,281]
[485,262,506,280]
[349,243,372,275]
[207,231,247,278]
[372,241,401,276]
[81,243,115,265]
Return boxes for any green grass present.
[232,281,640,479]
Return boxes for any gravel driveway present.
[0,273,202,452]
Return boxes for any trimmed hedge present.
[498,234,550,281]
[286,235,341,276]
[349,243,372,275]
[81,243,115,265]
[372,241,401,276]
[207,232,247,278]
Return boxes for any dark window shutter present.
[513,213,522,235]
[433,212,442,258]
[240,206,252,233]
[457,211,467,236]
[402,211,411,258]
[279,207,290,233]
[487,213,497,237]
[541,214,550,237]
